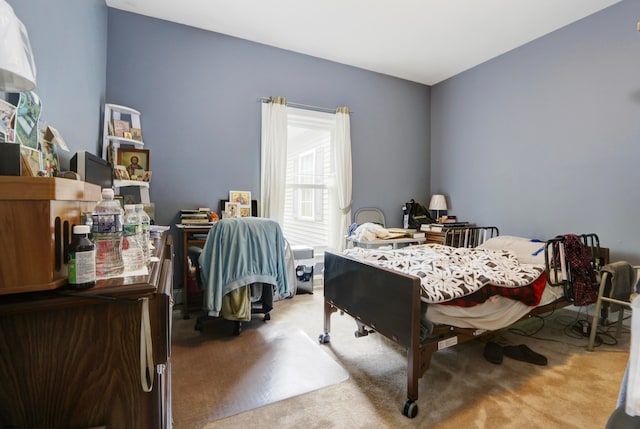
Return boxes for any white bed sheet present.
[425,235,565,331]
[425,283,564,330]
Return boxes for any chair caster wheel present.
[402,400,418,418]
[264,313,271,321]
[318,333,330,344]
[233,322,242,336]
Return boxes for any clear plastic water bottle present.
[135,204,151,266]
[123,204,144,272]
[92,188,124,278]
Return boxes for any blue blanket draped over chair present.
[199,217,289,317]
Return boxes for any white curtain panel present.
[332,106,352,251]
[260,96,288,224]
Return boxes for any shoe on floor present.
[503,344,547,366]
[483,341,503,364]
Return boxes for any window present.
[295,149,316,220]
[283,107,336,254]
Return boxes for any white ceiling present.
[105,0,622,86]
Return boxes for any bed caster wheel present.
[355,328,373,338]
[402,400,418,418]
[318,333,330,344]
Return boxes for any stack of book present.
[386,228,426,239]
[420,222,470,232]
[180,208,213,225]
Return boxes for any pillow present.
[477,235,546,265]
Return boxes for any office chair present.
[354,207,386,227]
[194,217,290,335]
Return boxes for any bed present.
[319,227,604,418]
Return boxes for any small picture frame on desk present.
[229,190,252,216]
[230,190,250,205]
[224,202,240,218]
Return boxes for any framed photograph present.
[107,141,116,165]
[230,190,251,205]
[224,201,240,218]
[113,119,130,137]
[41,140,60,177]
[130,127,143,141]
[20,146,41,177]
[134,168,145,180]
[229,190,252,216]
[117,148,150,179]
[113,165,130,180]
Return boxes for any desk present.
[347,236,426,249]
[176,224,213,319]
[0,233,174,429]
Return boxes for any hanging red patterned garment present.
[561,234,597,305]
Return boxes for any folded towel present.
[602,261,636,311]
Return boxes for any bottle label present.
[123,223,140,236]
[92,213,123,234]
[69,249,96,285]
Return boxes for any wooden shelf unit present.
[0,233,174,429]
[101,103,144,163]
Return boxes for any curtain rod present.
[259,96,351,114]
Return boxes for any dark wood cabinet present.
[0,233,174,429]
[177,224,211,319]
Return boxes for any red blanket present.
[441,272,547,307]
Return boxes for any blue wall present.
[11,0,638,268]
[105,9,431,230]
[431,0,640,263]
[8,0,107,167]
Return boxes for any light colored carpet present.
[171,314,349,429]
[173,283,630,429]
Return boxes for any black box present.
[0,143,21,176]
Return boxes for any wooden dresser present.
[0,233,174,429]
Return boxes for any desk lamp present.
[428,194,448,222]
[0,0,37,92]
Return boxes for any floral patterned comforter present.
[343,244,544,303]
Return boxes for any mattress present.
[426,235,565,330]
